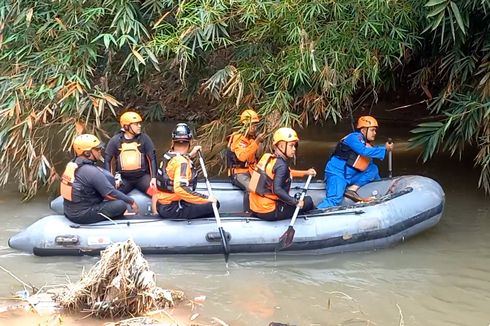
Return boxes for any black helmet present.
[172,123,193,142]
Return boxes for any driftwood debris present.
[56,239,184,318]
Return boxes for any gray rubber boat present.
[8,176,444,256]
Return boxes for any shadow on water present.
[0,121,489,325]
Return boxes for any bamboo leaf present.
[431,12,446,31]
[425,0,448,7]
[417,121,445,128]
[131,47,146,65]
[450,2,466,34]
[427,3,448,17]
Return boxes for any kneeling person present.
[152,123,218,219]
[317,116,393,208]
[249,128,316,221]
[61,134,139,224]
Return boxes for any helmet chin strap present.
[275,142,288,159]
[83,150,97,162]
[125,124,139,136]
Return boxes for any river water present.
[0,121,488,325]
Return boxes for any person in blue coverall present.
[317,116,394,208]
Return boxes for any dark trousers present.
[119,173,151,195]
[253,196,315,221]
[66,200,128,224]
[157,200,217,219]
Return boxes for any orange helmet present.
[120,111,143,127]
[356,116,378,129]
[240,109,260,124]
[73,134,102,155]
[273,127,299,145]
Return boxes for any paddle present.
[387,138,393,178]
[277,174,313,251]
[197,150,230,263]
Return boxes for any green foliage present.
[3,0,488,196]
[0,0,422,197]
[184,0,421,143]
[411,0,490,193]
[0,0,160,197]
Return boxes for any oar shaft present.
[388,151,392,178]
[387,138,393,178]
[288,175,313,227]
[197,152,223,228]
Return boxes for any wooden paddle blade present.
[218,227,230,263]
[277,226,296,251]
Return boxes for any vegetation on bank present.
[0,0,488,197]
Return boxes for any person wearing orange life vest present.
[226,109,265,191]
[151,123,218,219]
[104,111,158,196]
[249,127,317,221]
[317,116,394,208]
[61,134,139,224]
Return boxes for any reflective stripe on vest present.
[158,153,198,193]
[119,141,142,171]
[60,162,78,201]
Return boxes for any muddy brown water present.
[0,121,488,325]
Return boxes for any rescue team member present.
[226,109,265,190]
[317,116,394,209]
[249,128,316,221]
[151,123,218,219]
[61,134,139,224]
[104,111,158,196]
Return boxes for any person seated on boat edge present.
[317,116,394,209]
[60,134,140,224]
[226,109,265,190]
[103,110,158,197]
[249,127,317,221]
[151,123,219,219]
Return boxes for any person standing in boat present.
[249,127,317,221]
[151,123,218,219]
[60,134,139,224]
[104,110,158,196]
[317,116,394,209]
[226,109,265,190]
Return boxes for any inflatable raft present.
[8,176,444,256]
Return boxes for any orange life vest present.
[119,141,142,171]
[154,154,206,205]
[249,153,280,213]
[60,162,78,201]
[226,132,259,176]
[350,143,372,171]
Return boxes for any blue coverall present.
[317,132,386,209]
